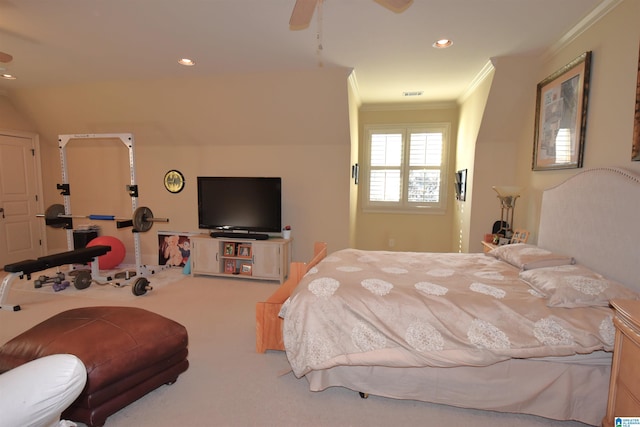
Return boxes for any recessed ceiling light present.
[178,58,195,66]
[0,73,16,80]
[433,39,453,49]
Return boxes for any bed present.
[255,167,640,426]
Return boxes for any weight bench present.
[0,306,189,427]
[1,245,111,311]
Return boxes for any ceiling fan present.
[0,51,12,64]
[289,0,413,30]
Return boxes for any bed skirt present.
[304,352,611,426]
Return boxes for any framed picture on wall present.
[533,51,592,171]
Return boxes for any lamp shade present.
[492,186,522,198]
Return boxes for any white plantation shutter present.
[369,133,402,201]
[408,132,442,203]
[364,124,449,213]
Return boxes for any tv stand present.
[190,236,291,283]
[210,231,269,240]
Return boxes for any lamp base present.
[492,220,510,235]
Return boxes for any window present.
[363,123,450,213]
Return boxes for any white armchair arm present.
[0,354,87,427]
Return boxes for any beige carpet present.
[7,264,185,301]
[0,272,592,427]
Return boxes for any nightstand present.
[481,241,497,253]
[603,299,640,427]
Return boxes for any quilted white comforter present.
[283,249,615,378]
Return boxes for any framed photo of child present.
[224,242,236,256]
[237,244,251,258]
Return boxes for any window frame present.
[362,123,451,214]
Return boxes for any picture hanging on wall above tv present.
[197,176,282,239]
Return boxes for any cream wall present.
[454,67,494,253]
[0,95,36,131]
[467,55,540,253]
[356,105,459,252]
[347,73,360,247]
[456,0,640,252]
[8,68,353,264]
[3,0,639,264]
[518,0,640,242]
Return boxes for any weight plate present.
[44,203,65,220]
[132,277,151,296]
[74,270,92,290]
[44,203,72,228]
[132,206,153,232]
[44,204,67,228]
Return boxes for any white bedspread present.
[283,249,615,377]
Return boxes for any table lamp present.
[492,186,521,237]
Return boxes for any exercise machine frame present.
[57,133,157,280]
[0,133,162,311]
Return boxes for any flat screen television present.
[197,177,282,238]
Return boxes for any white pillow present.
[519,264,639,308]
[0,354,87,427]
[488,243,574,270]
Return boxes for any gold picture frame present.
[533,51,591,171]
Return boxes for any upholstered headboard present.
[538,167,640,292]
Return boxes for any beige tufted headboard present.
[538,167,640,291]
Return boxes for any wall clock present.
[163,170,185,193]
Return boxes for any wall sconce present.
[492,186,521,237]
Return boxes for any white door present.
[0,132,43,266]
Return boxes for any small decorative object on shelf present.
[240,263,252,276]
[282,225,291,239]
[510,229,530,244]
[237,244,252,258]
[224,242,236,256]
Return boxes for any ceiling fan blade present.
[0,51,12,63]
[374,0,413,13]
[289,0,318,31]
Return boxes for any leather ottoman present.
[0,306,189,427]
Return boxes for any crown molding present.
[347,69,362,108]
[457,60,495,104]
[546,0,623,58]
